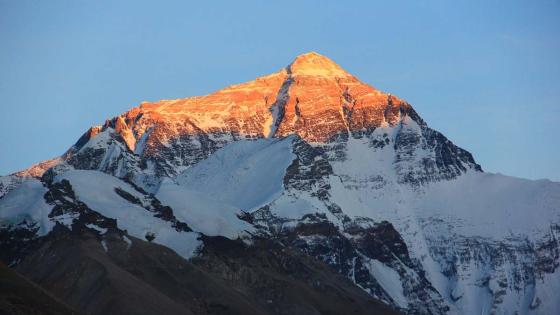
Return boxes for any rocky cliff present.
[1,52,559,315]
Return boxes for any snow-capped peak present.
[2,53,558,315]
[288,51,353,78]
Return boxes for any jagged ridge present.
[1,52,559,315]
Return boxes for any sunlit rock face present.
[36,52,478,188]
[274,52,408,142]
[121,52,410,144]
[3,52,559,315]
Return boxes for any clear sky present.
[1,1,559,181]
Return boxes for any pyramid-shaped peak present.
[288,52,352,78]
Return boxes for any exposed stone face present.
[73,125,103,151]
[11,158,63,179]
[14,52,480,190]
[123,67,288,140]
[275,53,408,142]
[249,211,449,314]
[8,52,549,315]
[68,53,477,191]
[0,175,24,199]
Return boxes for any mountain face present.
[1,52,559,315]
[0,261,78,315]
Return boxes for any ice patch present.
[56,170,202,259]
[86,224,107,234]
[418,171,560,239]
[101,240,108,252]
[123,235,132,250]
[366,259,408,308]
[175,137,296,211]
[0,179,54,235]
[157,179,254,238]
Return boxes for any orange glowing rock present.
[114,52,410,151]
[13,157,64,178]
[16,52,414,178]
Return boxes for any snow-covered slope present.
[174,137,296,211]
[156,179,254,238]
[1,52,558,315]
[0,179,53,236]
[418,172,560,238]
[55,170,202,258]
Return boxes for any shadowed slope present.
[0,262,78,315]
[14,226,400,315]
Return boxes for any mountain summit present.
[288,52,352,77]
[60,51,474,184]
[105,51,404,146]
[1,53,559,315]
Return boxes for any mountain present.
[0,261,78,315]
[1,52,559,315]
[11,224,395,315]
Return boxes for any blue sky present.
[1,1,559,181]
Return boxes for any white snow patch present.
[55,170,202,259]
[123,235,132,250]
[418,171,560,239]
[0,179,54,235]
[175,137,296,211]
[101,240,108,252]
[529,268,560,315]
[157,179,254,238]
[86,224,107,234]
[366,259,408,308]
[78,128,112,153]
